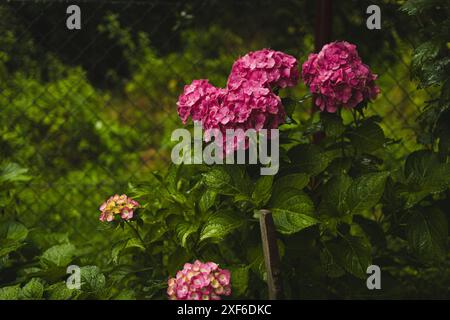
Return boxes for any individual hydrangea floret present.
[167,260,231,300]
[302,41,380,113]
[99,194,140,222]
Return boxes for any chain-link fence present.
[1,0,429,244]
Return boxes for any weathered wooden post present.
[259,209,283,299]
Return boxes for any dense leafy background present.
[0,0,448,299]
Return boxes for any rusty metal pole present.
[259,209,283,299]
[315,0,333,52]
[312,0,333,144]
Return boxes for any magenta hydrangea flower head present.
[176,49,298,153]
[302,41,380,113]
[167,260,231,300]
[228,48,299,89]
[99,194,140,222]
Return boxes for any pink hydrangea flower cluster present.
[167,260,231,300]
[227,49,299,89]
[302,41,380,113]
[99,194,140,222]
[177,49,298,151]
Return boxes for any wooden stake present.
[259,209,283,300]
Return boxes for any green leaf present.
[80,266,105,292]
[272,173,309,201]
[111,240,127,264]
[288,144,336,175]
[21,278,44,299]
[348,120,385,153]
[346,172,389,214]
[46,282,75,300]
[40,243,76,268]
[0,285,21,300]
[199,190,217,213]
[403,150,450,208]
[320,247,345,278]
[203,166,248,195]
[125,238,145,251]
[0,162,31,184]
[229,265,249,297]
[252,175,273,207]
[199,210,244,243]
[111,237,146,264]
[328,235,372,279]
[176,222,199,248]
[271,191,318,234]
[5,222,29,242]
[406,207,448,262]
[114,290,136,300]
[281,97,297,118]
[203,167,231,189]
[321,112,345,137]
[319,174,352,216]
[0,239,25,258]
[401,0,439,15]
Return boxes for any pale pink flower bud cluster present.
[177,49,299,152]
[302,41,380,113]
[99,194,140,222]
[167,260,231,300]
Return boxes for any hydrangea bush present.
[97,41,448,299]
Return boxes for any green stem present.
[125,220,148,251]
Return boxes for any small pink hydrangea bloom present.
[302,41,380,113]
[99,194,140,222]
[167,260,231,300]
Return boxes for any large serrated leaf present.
[4,222,29,242]
[328,235,372,279]
[403,150,450,208]
[252,175,273,208]
[406,207,448,262]
[176,222,199,248]
[319,174,352,216]
[272,173,309,200]
[288,144,336,175]
[0,285,21,300]
[80,266,106,292]
[199,190,217,213]
[203,166,250,196]
[346,172,389,214]
[21,278,44,299]
[40,243,76,268]
[229,265,249,297]
[199,210,244,243]
[271,191,318,234]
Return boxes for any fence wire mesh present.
[1,1,430,242]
